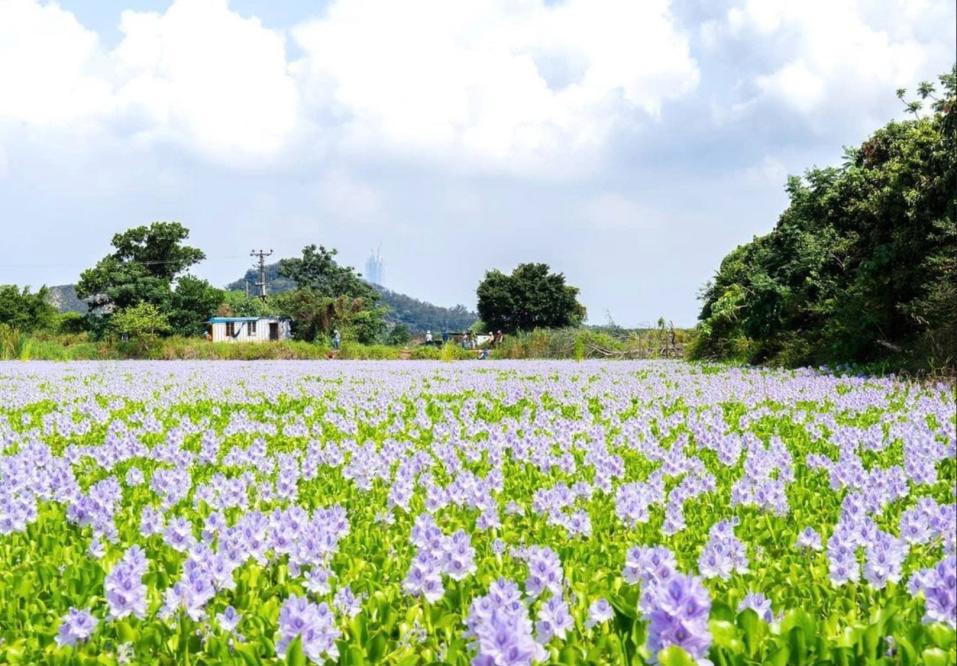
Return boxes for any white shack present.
[208,316,291,343]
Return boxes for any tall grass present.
[491,327,694,360]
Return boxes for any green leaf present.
[657,646,698,666]
[921,648,950,666]
[285,635,306,666]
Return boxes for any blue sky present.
[1,0,953,325]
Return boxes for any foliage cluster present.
[692,70,957,373]
[477,263,586,334]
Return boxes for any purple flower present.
[698,520,748,580]
[56,608,98,647]
[586,598,614,628]
[521,546,563,599]
[105,547,148,620]
[333,585,364,618]
[911,556,956,629]
[217,605,241,633]
[796,527,822,551]
[276,595,341,664]
[738,592,774,623]
[536,596,574,644]
[642,573,712,661]
[466,578,546,666]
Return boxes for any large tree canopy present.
[476,263,586,333]
[77,222,206,313]
[692,68,956,371]
[275,244,385,343]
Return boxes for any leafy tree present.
[217,291,272,317]
[168,276,223,337]
[278,245,375,300]
[109,302,170,349]
[274,245,386,343]
[274,290,385,344]
[386,323,412,346]
[77,222,205,314]
[476,263,586,333]
[693,67,956,371]
[0,285,59,332]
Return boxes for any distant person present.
[496,330,504,347]
[332,329,341,350]
[425,330,433,344]
[442,329,449,343]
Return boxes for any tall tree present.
[0,285,58,332]
[168,276,224,337]
[275,244,385,343]
[476,263,586,333]
[77,222,205,314]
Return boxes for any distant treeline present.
[691,68,956,373]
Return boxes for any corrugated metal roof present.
[207,316,286,323]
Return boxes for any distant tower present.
[365,247,384,285]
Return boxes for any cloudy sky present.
[1,0,953,325]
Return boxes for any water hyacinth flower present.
[535,595,574,644]
[521,546,564,599]
[586,598,614,628]
[910,556,956,629]
[795,527,823,551]
[304,566,333,595]
[333,585,364,618]
[738,592,774,623]
[698,520,748,580]
[105,546,148,620]
[216,605,241,633]
[275,595,341,664]
[56,608,98,647]
[642,573,712,662]
[625,545,677,587]
[466,578,546,666]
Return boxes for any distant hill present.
[227,263,478,334]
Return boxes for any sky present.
[0,0,953,326]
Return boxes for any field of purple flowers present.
[0,360,954,666]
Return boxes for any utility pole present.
[250,249,273,301]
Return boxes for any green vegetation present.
[692,69,956,373]
[0,285,59,332]
[226,262,478,334]
[477,262,586,334]
[491,325,692,360]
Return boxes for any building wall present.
[210,319,290,343]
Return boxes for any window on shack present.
[248,321,257,336]
[225,321,236,337]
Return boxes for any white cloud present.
[291,0,699,174]
[0,0,299,165]
[111,0,300,164]
[721,0,953,120]
[0,0,112,126]
[0,0,697,175]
